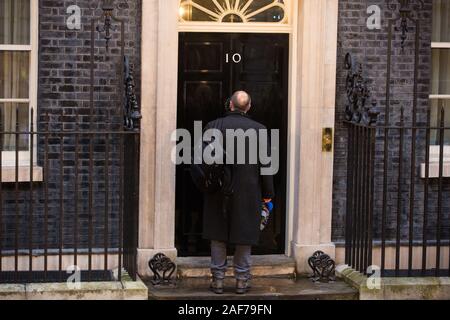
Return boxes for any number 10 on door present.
[226,53,242,64]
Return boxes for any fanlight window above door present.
[179,0,288,23]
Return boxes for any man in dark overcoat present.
[203,91,275,294]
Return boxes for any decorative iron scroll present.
[124,56,142,131]
[386,0,425,51]
[96,0,118,51]
[149,253,177,286]
[344,53,379,126]
[308,251,336,283]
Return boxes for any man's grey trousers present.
[210,240,252,281]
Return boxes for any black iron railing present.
[344,50,450,278]
[344,49,450,278]
[0,56,140,283]
[343,1,450,278]
[0,66,140,284]
[0,114,139,283]
[345,113,450,277]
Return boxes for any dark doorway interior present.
[176,32,289,257]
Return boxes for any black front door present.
[176,32,289,256]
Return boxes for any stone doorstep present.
[147,277,359,301]
[0,277,148,300]
[336,264,450,300]
[177,255,296,279]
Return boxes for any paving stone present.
[0,279,148,300]
[26,282,124,300]
[0,284,26,300]
[122,277,149,300]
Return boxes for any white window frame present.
[430,42,450,158]
[422,33,450,178]
[0,0,38,167]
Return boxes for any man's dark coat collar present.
[225,110,250,118]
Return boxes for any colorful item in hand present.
[260,200,274,231]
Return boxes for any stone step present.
[176,255,296,279]
[147,277,359,300]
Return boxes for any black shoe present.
[210,279,224,294]
[236,279,250,295]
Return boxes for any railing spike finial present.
[30,108,34,132]
[45,111,50,132]
[15,105,19,131]
[440,104,446,128]
[400,105,405,125]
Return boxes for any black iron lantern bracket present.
[386,0,425,51]
[344,53,380,126]
[124,57,142,131]
[96,0,119,52]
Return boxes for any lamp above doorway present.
[101,0,115,11]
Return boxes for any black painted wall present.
[1,0,141,251]
[331,0,448,243]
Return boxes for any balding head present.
[230,91,252,113]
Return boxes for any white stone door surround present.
[138,0,339,278]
